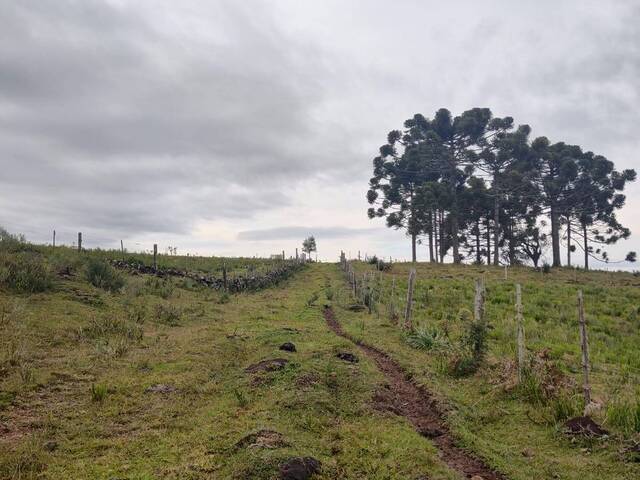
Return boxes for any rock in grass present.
[336,352,358,363]
[279,457,321,480]
[279,342,297,352]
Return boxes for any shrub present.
[549,393,582,423]
[0,252,53,293]
[306,292,319,306]
[216,291,230,304]
[78,315,143,342]
[153,302,182,326]
[85,258,124,292]
[144,276,174,299]
[404,327,447,351]
[91,383,108,402]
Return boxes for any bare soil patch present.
[245,358,289,374]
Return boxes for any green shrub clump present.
[85,258,124,292]
[0,252,53,293]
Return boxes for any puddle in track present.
[323,306,506,480]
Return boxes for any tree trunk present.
[583,222,589,270]
[434,210,439,263]
[566,217,572,267]
[428,211,434,263]
[411,232,417,263]
[550,204,561,267]
[493,195,500,266]
[451,210,460,263]
[508,220,516,265]
[475,221,481,264]
[485,218,491,265]
[439,211,446,263]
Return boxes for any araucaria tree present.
[367,107,636,268]
[302,236,317,260]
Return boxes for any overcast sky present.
[1,0,638,266]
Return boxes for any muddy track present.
[323,306,506,480]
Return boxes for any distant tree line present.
[367,108,636,269]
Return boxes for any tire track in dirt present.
[323,306,506,480]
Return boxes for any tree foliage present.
[368,108,636,269]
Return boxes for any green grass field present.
[1,245,639,479]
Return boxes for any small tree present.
[302,236,317,261]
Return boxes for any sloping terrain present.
[1,254,639,479]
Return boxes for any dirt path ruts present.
[323,306,506,480]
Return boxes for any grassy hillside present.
[335,260,640,478]
[1,242,639,479]
[0,246,457,479]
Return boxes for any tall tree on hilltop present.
[367,115,444,262]
[530,138,580,267]
[570,153,636,269]
[474,122,533,264]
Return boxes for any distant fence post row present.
[337,253,594,411]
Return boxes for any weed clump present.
[153,302,182,326]
[91,383,108,402]
[85,258,124,292]
[0,252,53,293]
[404,327,447,351]
[606,399,640,434]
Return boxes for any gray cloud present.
[0,0,638,261]
[238,225,378,241]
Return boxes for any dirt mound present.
[245,358,289,373]
[279,456,321,480]
[336,352,358,363]
[279,342,297,352]
[563,416,608,437]
[236,429,289,449]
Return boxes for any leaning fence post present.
[578,290,592,408]
[516,284,526,382]
[77,232,82,252]
[120,240,125,261]
[153,244,158,271]
[404,269,416,330]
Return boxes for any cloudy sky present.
[1,0,639,266]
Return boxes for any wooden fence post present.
[296,248,299,262]
[404,269,416,330]
[222,263,228,290]
[578,290,592,408]
[504,265,508,280]
[390,275,397,322]
[282,250,285,260]
[120,240,125,260]
[474,278,485,323]
[52,230,56,247]
[77,232,82,252]
[153,244,158,271]
[516,284,526,382]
